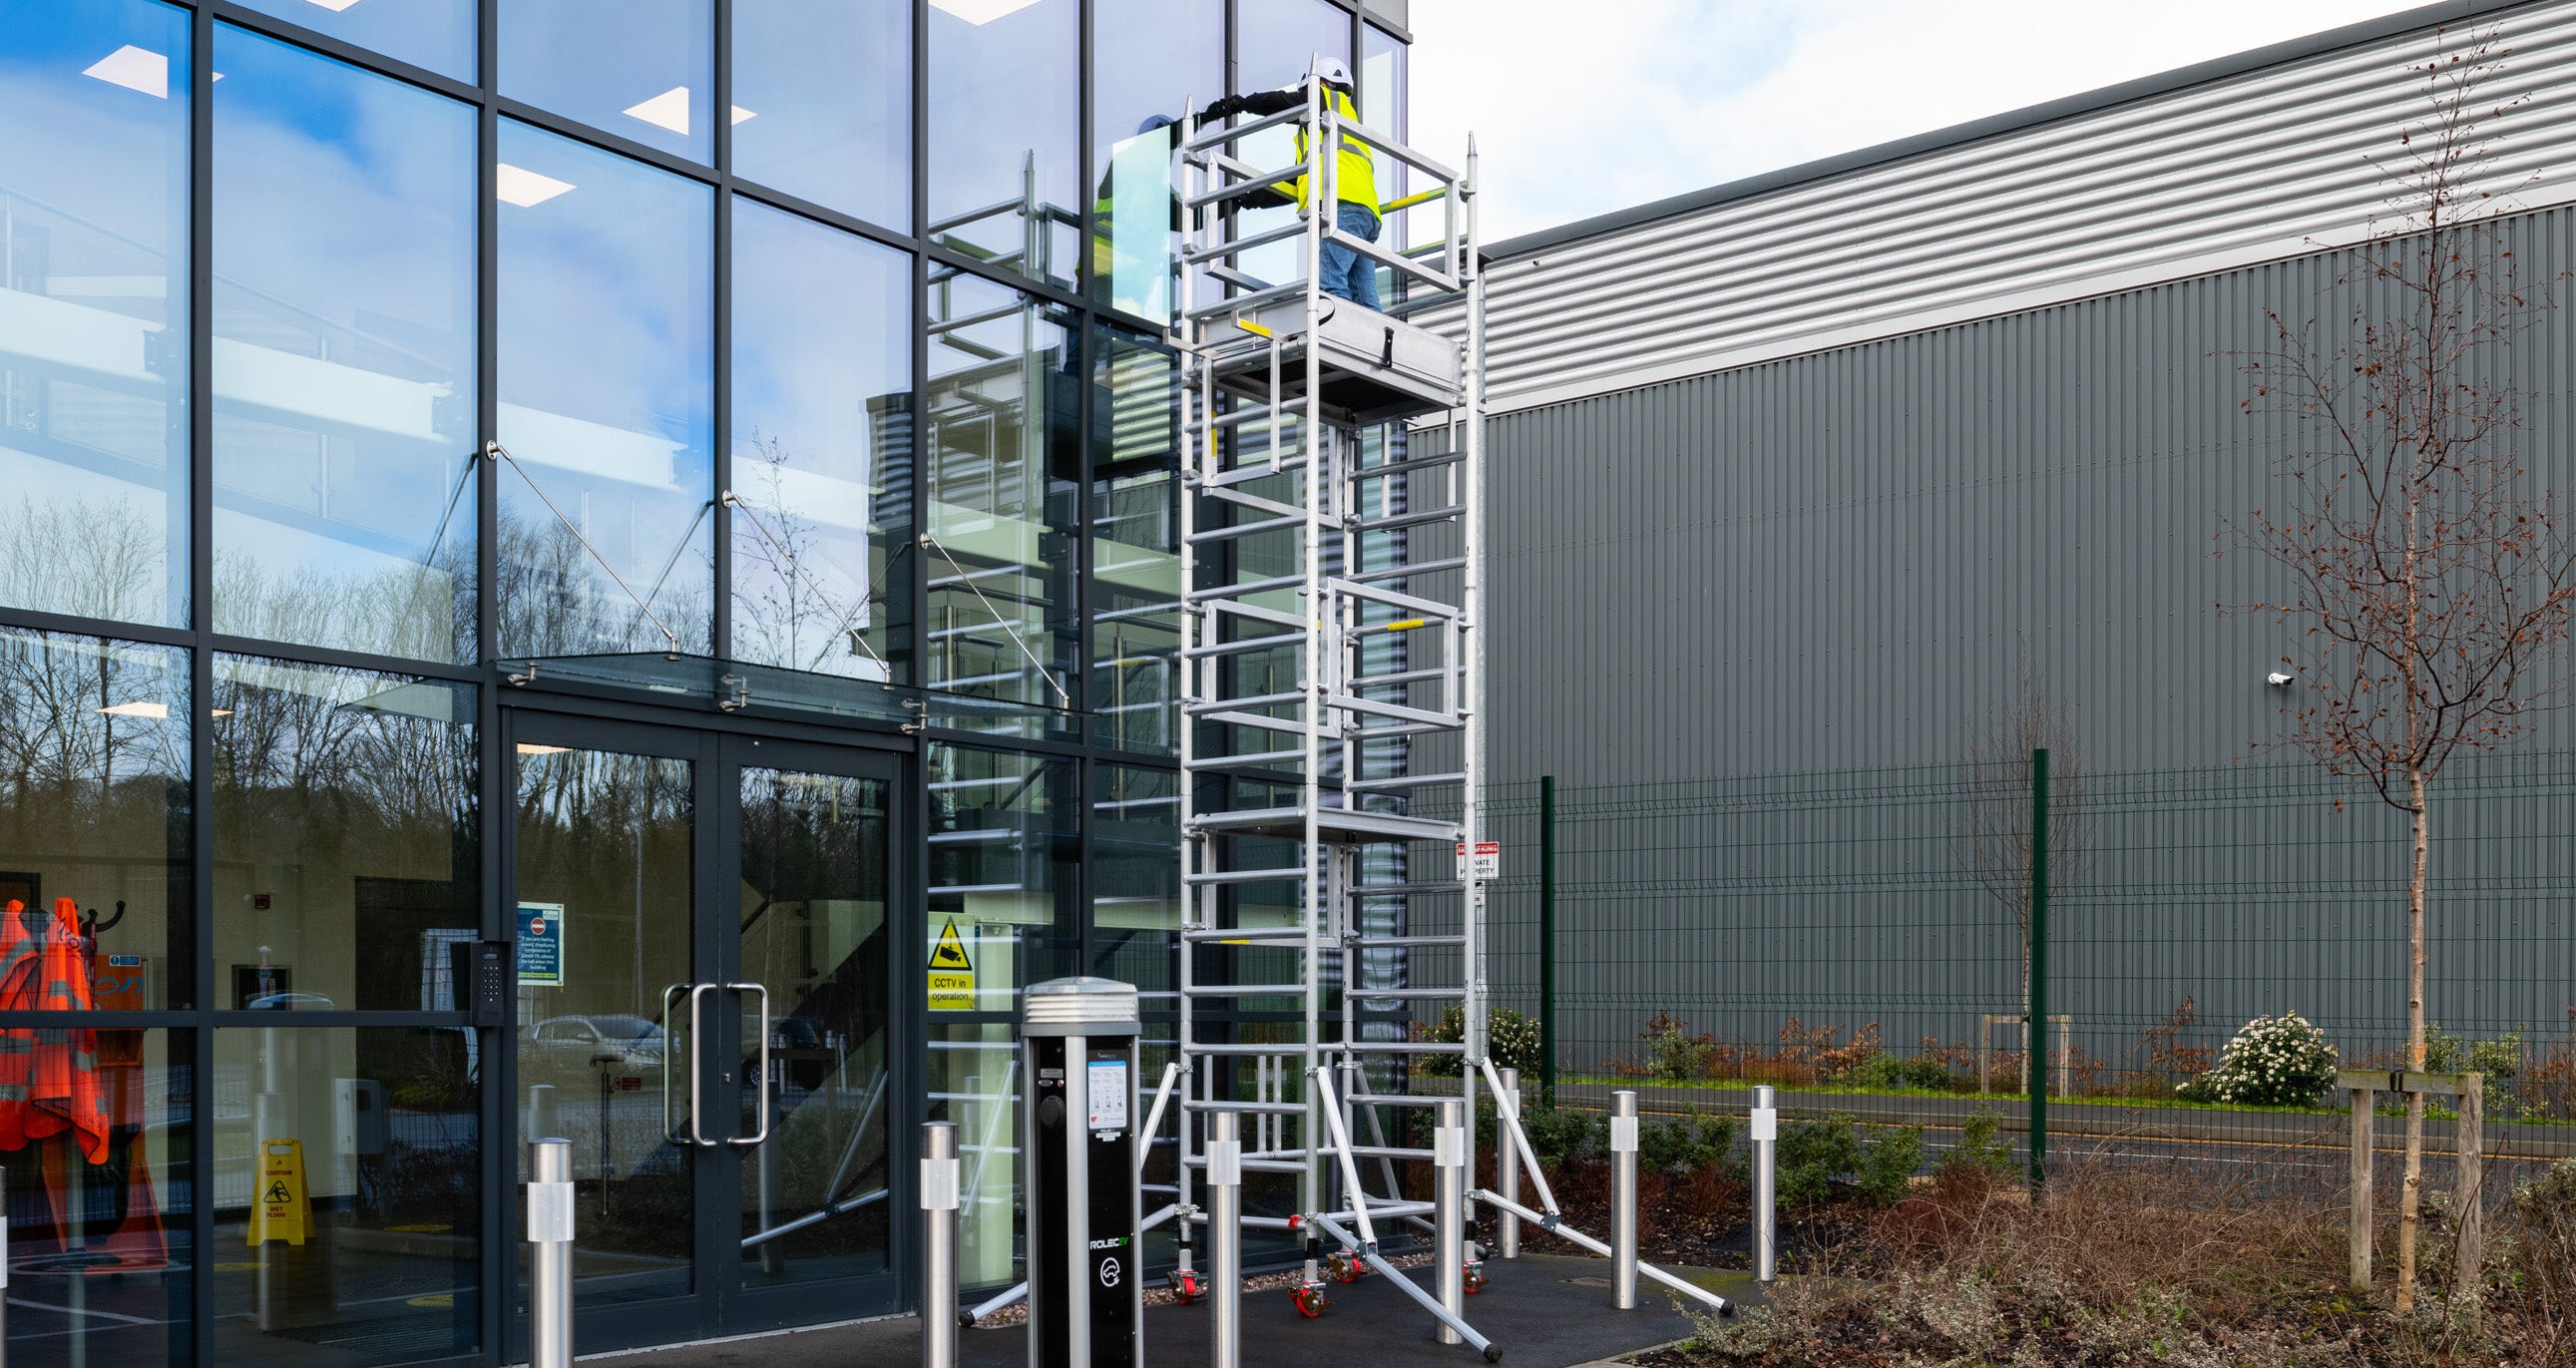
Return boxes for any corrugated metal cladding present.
[1438,0,2576,414]
[1481,202,2576,786]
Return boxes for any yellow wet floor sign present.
[929,919,975,1011]
[247,1139,313,1246]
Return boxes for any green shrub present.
[1417,1005,1546,1078]
[2177,1012,2339,1108]
[1518,1105,1598,1166]
[1775,1114,1922,1207]
[1637,1112,1740,1173]
[1835,1052,1954,1093]
[2424,1022,2522,1082]
[1636,1012,1716,1082]
[1937,1105,2017,1178]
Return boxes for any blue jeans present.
[1321,201,1383,310]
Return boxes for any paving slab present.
[578,1255,1762,1368]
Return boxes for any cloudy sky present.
[1410,0,2438,243]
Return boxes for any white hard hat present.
[1314,58,1355,91]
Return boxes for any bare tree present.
[1959,653,2085,1093]
[2225,30,2576,1312]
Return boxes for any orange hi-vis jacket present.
[0,899,109,1162]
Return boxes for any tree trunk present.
[2394,767,2429,1312]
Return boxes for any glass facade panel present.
[926,1021,1017,1288]
[1362,20,1409,291]
[1088,324,1179,754]
[734,764,894,1288]
[496,119,715,658]
[925,273,1077,733]
[215,1027,480,1364]
[927,744,1075,1014]
[212,656,475,1013]
[1090,763,1177,996]
[212,26,479,664]
[0,1028,193,1367]
[500,0,711,163]
[730,202,911,683]
[926,0,1077,290]
[1235,0,1356,288]
[510,744,696,1305]
[227,0,476,84]
[1089,0,1219,321]
[0,0,190,628]
[733,0,910,228]
[0,628,193,1009]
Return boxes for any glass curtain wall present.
[0,0,1406,1352]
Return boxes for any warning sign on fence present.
[929,919,976,1012]
[246,1138,312,1246]
[1456,841,1501,881]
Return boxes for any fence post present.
[921,1122,960,1368]
[1609,1090,1638,1310]
[1497,1067,1521,1259]
[528,1139,575,1368]
[2350,1082,2375,1292]
[2456,1073,2483,1311]
[2026,747,2048,1198]
[1751,1085,1777,1282]
[1539,774,1557,1109]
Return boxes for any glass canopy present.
[497,652,1073,732]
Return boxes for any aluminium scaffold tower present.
[1150,62,1730,1360]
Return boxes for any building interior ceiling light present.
[623,85,690,136]
[495,163,576,208]
[83,45,169,99]
[97,700,169,719]
[930,0,1049,26]
[302,0,366,11]
[515,742,572,756]
[731,105,756,124]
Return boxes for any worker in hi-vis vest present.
[1198,59,1383,309]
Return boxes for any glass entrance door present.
[507,718,902,1354]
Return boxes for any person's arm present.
[1196,88,1304,123]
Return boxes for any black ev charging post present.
[1023,977,1143,1368]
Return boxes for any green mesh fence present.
[1477,753,2576,1157]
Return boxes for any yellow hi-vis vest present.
[1293,88,1378,216]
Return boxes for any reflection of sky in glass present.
[226,0,475,84]
[1236,0,1355,287]
[1364,22,1410,250]
[730,201,911,682]
[501,0,711,163]
[0,0,190,629]
[212,24,478,664]
[928,0,1076,289]
[496,120,713,657]
[734,0,909,230]
[1090,0,1218,320]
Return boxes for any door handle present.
[685,983,719,1147]
[729,982,771,1147]
[660,982,689,1145]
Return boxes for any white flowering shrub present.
[2178,1012,2339,1107]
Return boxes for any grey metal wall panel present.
[1428,0,2576,415]
[1472,205,2576,1074]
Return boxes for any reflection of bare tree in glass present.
[732,433,880,676]
[0,496,166,626]
[493,511,712,660]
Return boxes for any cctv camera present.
[2267,672,2295,686]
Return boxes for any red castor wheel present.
[1464,1262,1489,1294]
[1292,1283,1331,1318]
[1169,1269,1203,1304]
[1327,1250,1365,1284]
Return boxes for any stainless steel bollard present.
[1435,1099,1467,1344]
[1207,1112,1242,1368]
[1750,1087,1777,1283]
[1497,1068,1521,1259]
[922,1122,962,1368]
[528,1138,575,1368]
[1609,1091,1638,1310]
